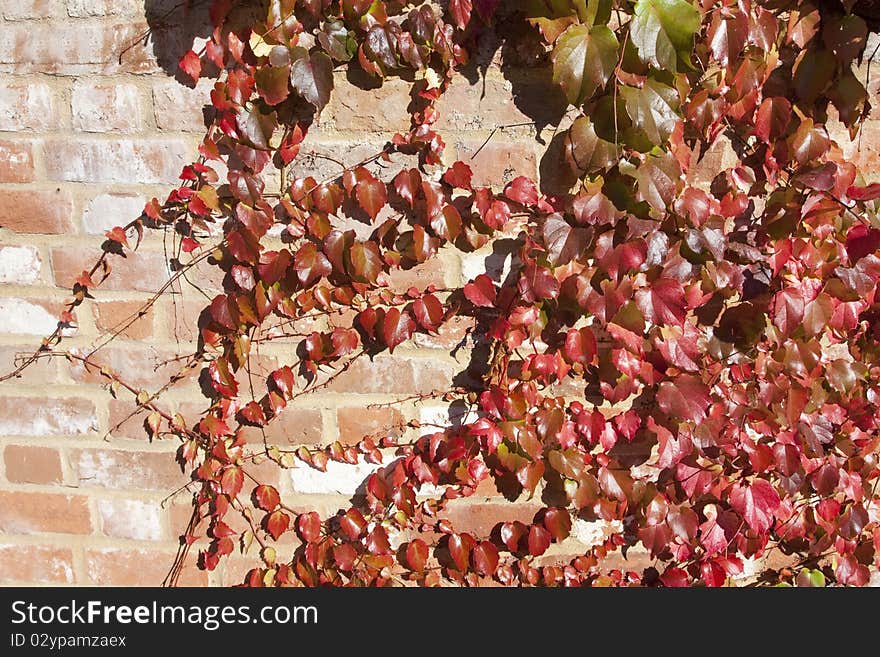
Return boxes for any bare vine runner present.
[6,0,880,587]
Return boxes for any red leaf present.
[729,479,780,534]
[500,521,527,552]
[366,526,392,555]
[339,508,367,540]
[635,278,687,326]
[464,274,497,307]
[406,539,429,571]
[471,541,499,576]
[656,375,712,424]
[542,508,572,542]
[220,467,243,498]
[239,401,266,426]
[382,307,416,352]
[846,224,880,262]
[266,510,290,540]
[449,0,472,30]
[253,484,280,511]
[753,96,791,143]
[448,533,474,571]
[179,49,201,82]
[297,511,322,543]
[504,176,539,206]
[772,288,805,336]
[105,226,129,248]
[847,182,880,201]
[271,365,295,398]
[412,294,444,332]
[563,327,597,366]
[333,543,358,571]
[394,168,421,206]
[443,161,473,189]
[527,525,551,556]
[351,167,386,220]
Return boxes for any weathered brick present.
[72,82,141,133]
[67,0,140,18]
[0,397,97,436]
[84,547,207,586]
[0,491,91,535]
[0,298,69,336]
[152,79,214,131]
[241,407,323,446]
[0,139,35,182]
[435,77,533,132]
[0,245,41,284]
[43,138,189,184]
[67,346,194,389]
[94,299,154,339]
[0,189,75,234]
[455,138,538,188]
[0,82,59,131]
[289,458,386,495]
[443,499,543,537]
[70,447,189,491]
[337,407,404,445]
[0,544,75,584]
[97,497,165,541]
[81,192,146,234]
[386,256,450,291]
[3,444,63,484]
[0,345,59,385]
[328,76,411,133]
[326,355,456,395]
[1,1,59,19]
[0,23,159,75]
[51,247,171,292]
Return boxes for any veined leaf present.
[552,24,619,106]
[631,0,701,72]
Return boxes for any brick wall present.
[2,2,877,587]
[0,1,577,586]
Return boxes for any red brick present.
[326,355,456,395]
[455,139,538,188]
[337,407,404,445]
[72,82,142,133]
[241,407,323,446]
[94,299,155,340]
[51,247,171,292]
[0,140,35,182]
[3,445,63,484]
[70,447,189,491]
[0,397,97,436]
[68,346,194,389]
[0,82,59,130]
[0,345,58,385]
[0,189,75,234]
[84,547,208,586]
[0,23,159,75]
[43,138,189,184]
[328,76,411,133]
[153,79,214,132]
[0,544,75,584]
[108,398,151,440]
[0,245,41,284]
[387,256,449,291]
[0,491,92,535]
[435,77,532,132]
[442,500,543,537]
[413,315,475,350]
[97,497,165,541]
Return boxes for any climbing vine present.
[7,0,880,586]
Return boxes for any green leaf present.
[620,78,680,145]
[317,21,356,61]
[552,24,619,106]
[630,0,701,72]
[290,49,334,112]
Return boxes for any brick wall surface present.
[0,2,877,587]
[0,0,568,587]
